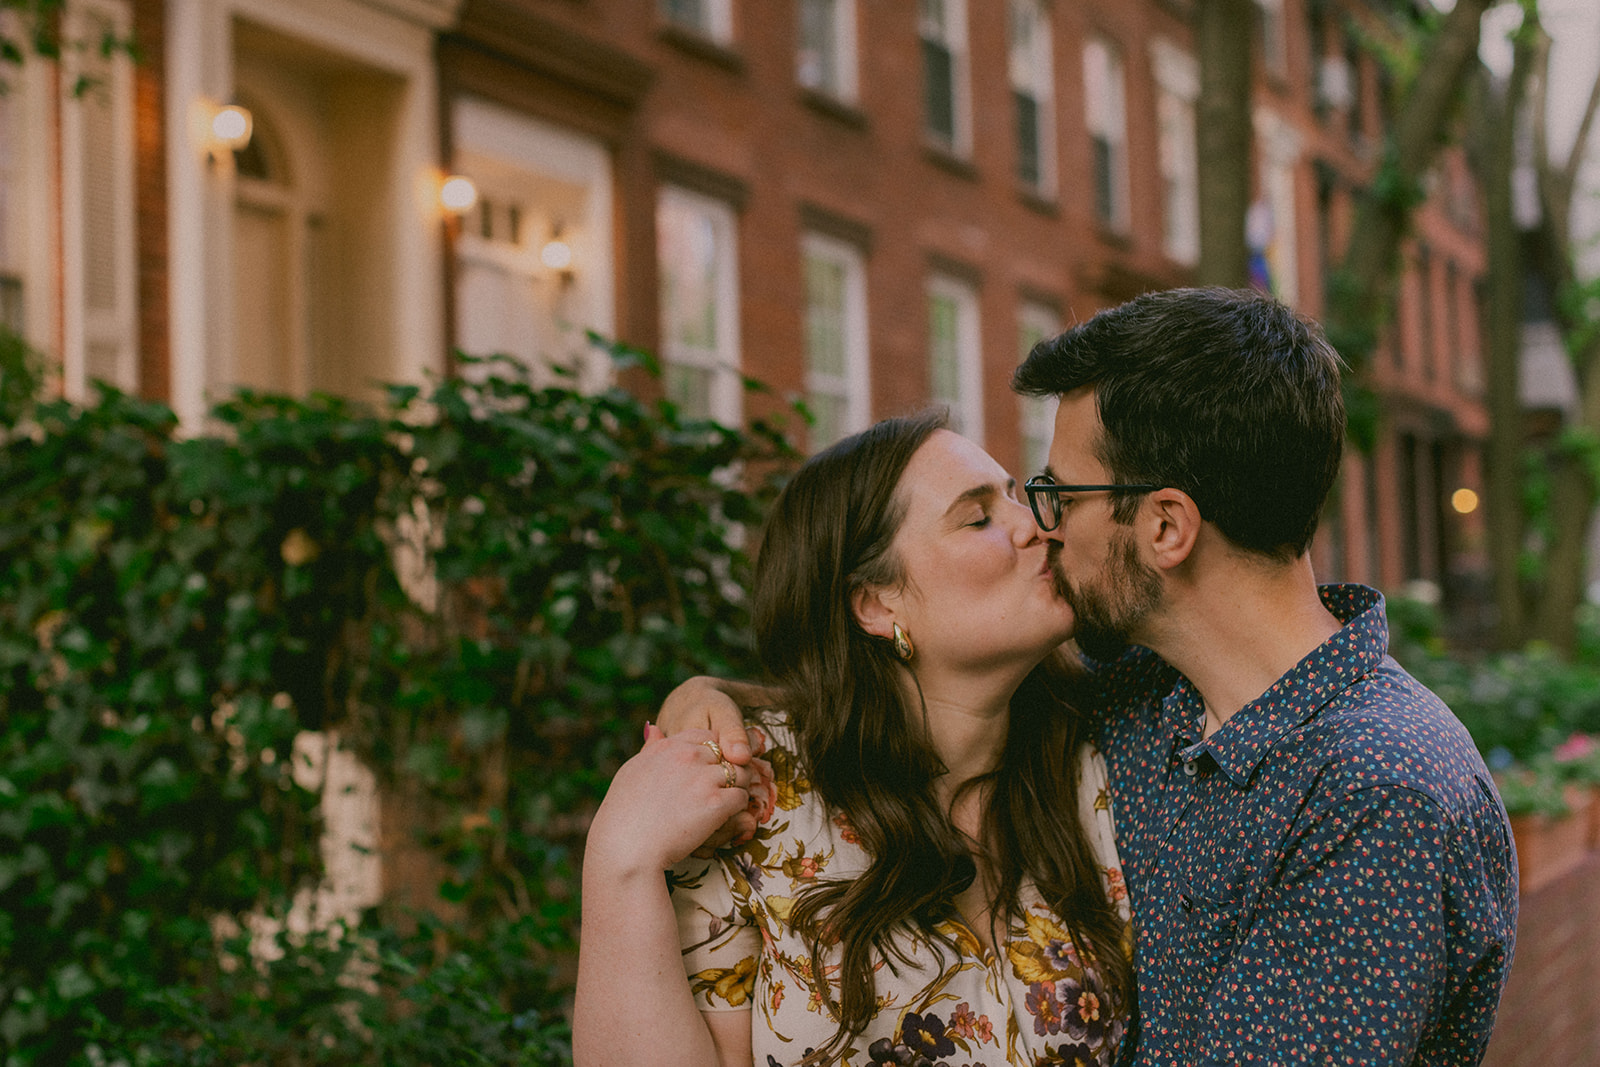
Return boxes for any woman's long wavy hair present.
[751,410,1132,1063]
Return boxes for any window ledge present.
[799,87,868,130]
[657,23,745,73]
[1018,188,1058,217]
[924,142,978,181]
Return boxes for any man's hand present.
[655,676,779,855]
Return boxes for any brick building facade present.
[9,0,1490,598]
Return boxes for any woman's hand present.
[585,728,758,879]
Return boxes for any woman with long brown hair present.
[574,412,1131,1067]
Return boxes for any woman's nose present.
[1007,497,1043,546]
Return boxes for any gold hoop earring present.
[892,622,914,662]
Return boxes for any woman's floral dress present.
[668,717,1131,1067]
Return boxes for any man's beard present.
[1050,531,1162,662]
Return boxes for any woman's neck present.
[903,672,1014,813]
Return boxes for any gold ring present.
[720,760,737,788]
[700,739,724,763]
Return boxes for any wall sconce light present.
[540,237,574,272]
[192,98,253,163]
[439,175,479,215]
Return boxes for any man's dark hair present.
[1012,287,1345,561]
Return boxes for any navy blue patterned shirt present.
[1091,584,1517,1065]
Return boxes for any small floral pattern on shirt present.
[1090,584,1518,1065]
[670,717,1130,1067]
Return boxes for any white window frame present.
[61,0,138,398]
[1151,38,1200,266]
[920,0,971,156]
[1254,108,1301,306]
[801,232,870,450]
[657,185,742,426]
[659,0,733,43]
[1008,0,1056,196]
[926,273,983,443]
[1084,35,1129,231]
[1016,301,1060,477]
[796,0,859,103]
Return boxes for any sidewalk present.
[1482,848,1600,1065]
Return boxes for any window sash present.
[658,187,740,424]
[923,38,956,145]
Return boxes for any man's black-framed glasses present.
[1023,474,1158,532]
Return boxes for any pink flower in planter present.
[1554,733,1597,763]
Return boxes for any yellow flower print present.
[688,954,758,1007]
[1007,910,1080,985]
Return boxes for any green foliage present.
[0,334,799,1064]
[1390,595,1600,768]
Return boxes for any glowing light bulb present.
[541,240,573,271]
[440,176,478,213]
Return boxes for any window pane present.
[798,0,837,91]
[929,294,959,405]
[1093,136,1115,223]
[805,254,846,377]
[661,0,708,31]
[666,362,713,420]
[807,389,843,449]
[923,39,955,144]
[1015,90,1040,187]
[660,208,719,350]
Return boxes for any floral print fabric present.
[669,718,1130,1067]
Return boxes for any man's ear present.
[1145,488,1202,570]
[851,583,897,641]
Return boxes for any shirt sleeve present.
[1198,785,1474,1065]
[668,855,762,1013]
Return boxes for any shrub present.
[0,336,799,1065]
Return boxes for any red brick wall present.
[1481,848,1600,1066]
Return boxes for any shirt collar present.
[1177,583,1390,787]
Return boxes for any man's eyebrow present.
[943,478,1014,518]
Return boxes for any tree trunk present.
[1326,0,1497,368]
[1470,53,1533,647]
[1195,0,1254,289]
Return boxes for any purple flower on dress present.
[733,851,764,892]
[1026,982,1063,1036]
[1044,936,1079,972]
[902,1012,957,1059]
[1057,974,1107,1046]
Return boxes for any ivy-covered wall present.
[0,336,796,1066]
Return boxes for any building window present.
[927,273,982,441]
[657,186,741,425]
[1253,111,1300,304]
[0,86,23,335]
[1084,35,1128,230]
[1009,0,1054,193]
[1017,301,1060,476]
[921,0,969,154]
[62,0,137,396]
[1151,39,1199,265]
[802,233,870,450]
[797,0,858,102]
[660,0,732,43]
[1253,0,1289,80]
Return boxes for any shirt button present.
[1183,759,1198,777]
